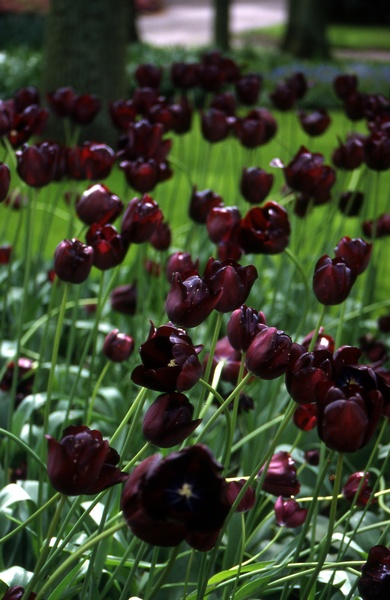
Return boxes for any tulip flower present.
[205,336,247,385]
[334,236,372,277]
[0,244,12,264]
[86,223,128,270]
[1,586,36,599]
[284,146,336,203]
[76,184,123,226]
[226,479,256,512]
[46,425,127,495]
[312,255,356,305]
[210,92,236,116]
[206,206,241,244]
[240,167,274,204]
[203,257,258,313]
[0,162,11,202]
[189,187,224,225]
[54,239,94,284]
[235,202,291,255]
[364,130,390,171]
[342,472,375,507]
[165,251,199,283]
[304,449,320,466]
[285,345,333,405]
[170,61,199,89]
[343,91,368,121]
[170,96,193,134]
[338,191,364,216]
[16,142,62,187]
[109,98,137,131]
[121,444,231,551]
[110,284,137,315]
[8,104,48,148]
[119,158,159,193]
[103,329,134,363]
[332,135,364,170]
[66,142,115,180]
[362,213,390,238]
[71,93,101,125]
[227,305,267,352]
[293,403,317,431]
[270,81,296,111]
[235,73,262,106]
[234,110,268,148]
[135,63,163,88]
[165,273,223,328]
[201,109,232,143]
[258,451,300,496]
[245,326,292,380]
[0,357,35,406]
[298,109,331,136]
[274,496,308,528]
[142,392,201,447]
[358,545,390,600]
[131,322,203,393]
[333,73,358,100]
[121,195,163,244]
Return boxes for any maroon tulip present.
[0,244,12,264]
[0,163,10,206]
[258,451,300,496]
[121,194,163,244]
[8,104,48,148]
[142,392,201,448]
[206,336,246,385]
[227,305,267,352]
[235,73,262,106]
[203,257,258,313]
[358,545,390,600]
[334,236,372,276]
[210,92,236,116]
[14,86,40,111]
[288,72,307,99]
[293,403,317,431]
[170,61,199,89]
[362,213,390,238]
[120,158,159,193]
[121,444,231,551]
[332,135,364,170]
[66,142,115,180]
[245,326,292,380]
[170,96,193,134]
[131,322,203,393]
[110,284,137,315]
[150,220,171,251]
[234,111,267,148]
[226,479,256,512]
[313,255,356,305]
[135,63,163,89]
[286,346,333,405]
[16,142,61,187]
[304,449,320,466]
[284,146,336,203]
[298,109,331,136]
[54,239,94,284]
[189,187,224,225]
[0,357,35,406]
[46,425,127,495]
[342,472,375,507]
[338,191,364,216]
[76,183,123,226]
[274,496,308,528]
[344,91,369,121]
[236,202,291,255]
[364,130,390,171]
[206,206,241,244]
[269,81,296,111]
[359,333,387,363]
[378,315,390,333]
[165,251,199,283]
[301,327,335,353]
[103,329,134,363]
[240,167,274,204]
[46,86,77,117]
[333,73,358,100]
[118,119,171,163]
[85,223,128,270]
[1,586,36,600]
[149,99,174,132]
[201,109,232,143]
[109,98,137,130]
[71,93,101,125]
[165,273,222,328]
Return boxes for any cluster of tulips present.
[0,48,389,599]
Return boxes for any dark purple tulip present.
[342,472,374,507]
[165,251,199,283]
[189,187,224,225]
[313,255,355,305]
[54,239,94,284]
[226,479,256,512]
[301,327,335,353]
[0,162,11,201]
[8,104,48,148]
[334,236,372,276]
[293,403,317,431]
[338,191,364,216]
[288,72,307,99]
[333,73,358,100]
[234,111,266,148]
[378,315,390,333]
[0,244,12,264]
[170,62,199,89]
[203,257,258,313]
[120,444,231,551]
[258,451,300,496]
[246,326,292,380]
[284,146,336,202]
[201,109,232,143]
[142,392,201,447]
[71,93,101,125]
[0,99,14,136]
[131,322,203,393]
[46,425,127,495]
[66,142,115,180]
[298,109,331,136]
[46,86,76,117]
[358,545,390,600]
[0,357,35,406]
[118,119,170,163]
[344,91,368,121]
[236,202,291,255]
[135,63,163,89]
[150,220,171,251]
[206,206,241,244]
[240,167,274,204]
[1,586,36,600]
[121,194,163,244]
[286,346,333,405]
[359,333,387,363]
[235,73,262,106]
[110,284,137,315]
[304,449,320,466]
[227,305,267,352]
[332,135,365,170]
[109,98,137,130]
[165,273,222,328]
[16,142,61,187]
[364,130,390,171]
[76,183,123,226]
[132,86,159,117]
[363,213,390,238]
[274,497,308,528]
[85,223,128,270]
[103,329,134,363]
[148,99,174,133]
[210,92,237,116]
[170,96,193,134]
[269,81,296,111]
[120,158,159,193]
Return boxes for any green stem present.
[195,311,224,418]
[86,360,112,426]
[145,544,181,600]
[0,492,60,545]
[110,386,148,447]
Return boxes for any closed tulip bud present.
[1,586,37,599]
[0,162,11,202]
[86,223,128,270]
[54,239,94,284]
[201,109,232,143]
[332,135,364,170]
[334,236,372,276]
[170,61,199,89]
[110,284,137,315]
[358,545,390,600]
[240,167,274,204]
[121,195,163,244]
[103,329,134,362]
[76,184,123,226]
[364,130,390,171]
[120,159,159,194]
[189,187,224,225]
[46,425,127,495]
[150,220,171,251]
[333,73,358,100]
[274,496,308,528]
[109,98,137,130]
[206,206,241,244]
[47,86,76,117]
[313,255,355,305]
[245,326,292,380]
[258,451,300,496]
[235,74,262,106]
[166,273,222,328]
[227,305,267,352]
[293,403,317,431]
[71,93,101,125]
[142,392,201,447]
[135,63,163,89]
[203,257,258,313]
[0,244,12,264]
[342,472,375,507]
[298,109,331,136]
[165,251,199,283]
[270,81,296,111]
[226,479,256,512]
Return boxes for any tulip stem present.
[195,311,224,418]
[86,360,112,426]
[0,491,60,545]
[145,544,181,600]
[110,386,148,447]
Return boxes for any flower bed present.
[0,51,389,599]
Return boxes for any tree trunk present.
[42,0,129,144]
[214,0,231,50]
[128,0,140,43]
[281,0,331,59]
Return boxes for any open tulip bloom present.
[1,58,390,600]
